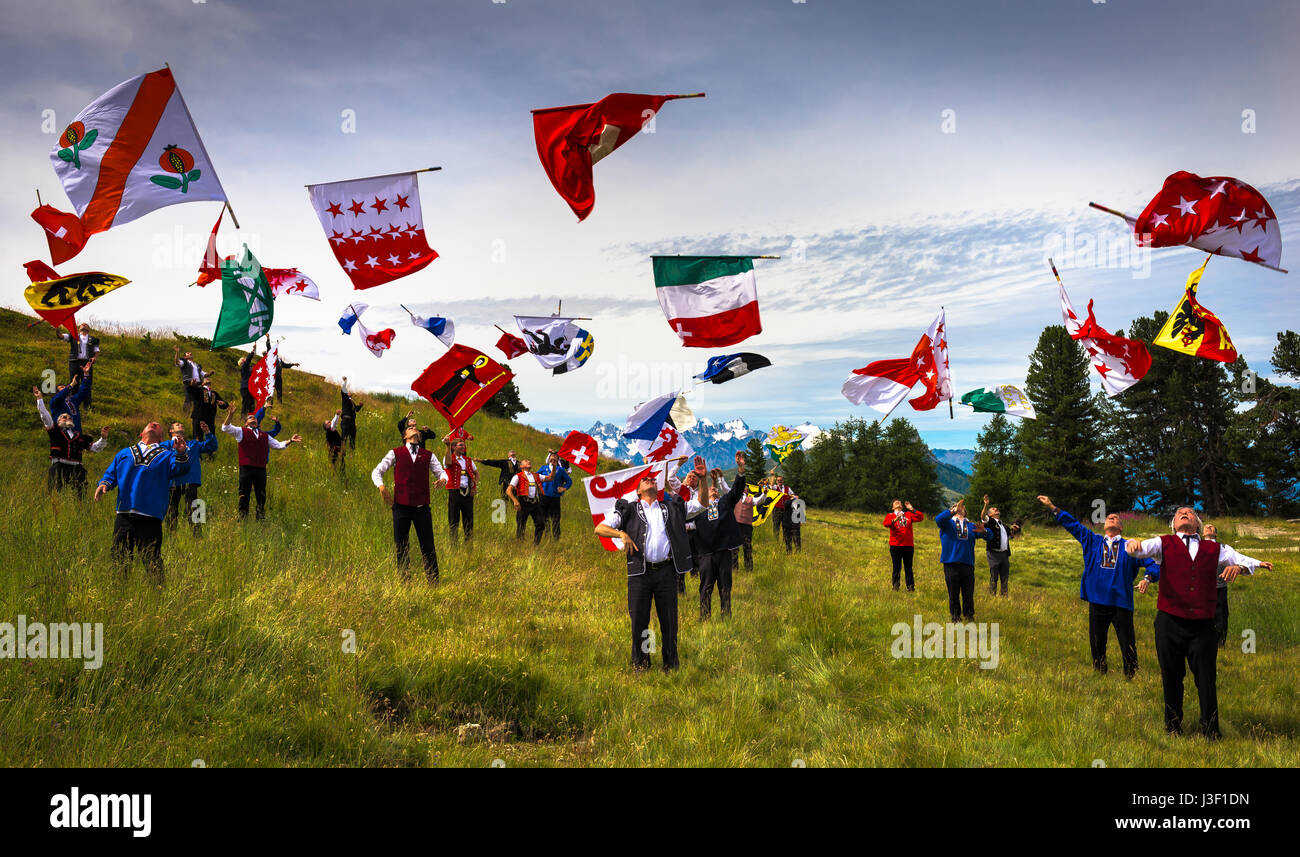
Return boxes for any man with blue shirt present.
[537,451,572,541]
[94,420,191,583]
[50,364,93,433]
[163,421,218,536]
[1037,495,1160,678]
[934,499,986,622]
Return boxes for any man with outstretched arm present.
[687,452,746,620]
[34,386,107,499]
[480,450,521,499]
[94,421,190,583]
[221,404,302,520]
[980,494,1020,596]
[934,499,986,622]
[373,422,450,582]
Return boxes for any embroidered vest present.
[1156,534,1219,620]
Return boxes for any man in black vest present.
[60,323,100,406]
[687,453,746,619]
[340,378,362,450]
[980,494,1020,596]
[595,467,699,671]
[34,386,108,498]
[373,422,450,582]
[480,451,521,498]
[194,381,227,460]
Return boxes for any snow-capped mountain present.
[542,418,823,467]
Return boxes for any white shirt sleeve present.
[601,509,623,529]
[328,414,339,431]
[1219,544,1264,572]
[372,449,396,487]
[89,436,107,452]
[36,398,53,429]
[715,475,729,492]
[221,424,243,442]
[1128,537,1164,560]
[267,435,290,450]
[429,453,447,483]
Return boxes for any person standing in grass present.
[221,404,303,520]
[1200,523,1266,650]
[339,377,362,450]
[595,472,696,671]
[1126,507,1272,738]
[536,451,572,541]
[162,421,217,536]
[934,499,985,622]
[49,363,93,433]
[93,421,190,583]
[508,457,553,545]
[34,386,108,499]
[979,495,1020,596]
[883,499,924,591]
[442,437,478,543]
[731,484,756,573]
[480,450,521,498]
[323,410,346,472]
[194,381,227,460]
[781,483,803,553]
[59,322,99,406]
[1037,496,1158,678]
[687,453,746,620]
[373,421,450,582]
[237,342,260,416]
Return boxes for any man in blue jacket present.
[94,421,190,583]
[1037,495,1160,678]
[50,365,93,433]
[162,420,218,536]
[537,451,573,541]
[935,499,986,622]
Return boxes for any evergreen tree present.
[966,413,1021,515]
[782,447,810,495]
[481,379,528,421]
[1239,330,1300,516]
[879,418,944,512]
[743,438,767,482]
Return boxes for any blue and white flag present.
[623,391,695,441]
[695,352,771,385]
[338,302,368,335]
[409,312,455,348]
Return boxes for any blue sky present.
[2,0,1298,450]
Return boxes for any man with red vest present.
[373,422,450,581]
[221,404,302,520]
[1127,507,1271,738]
[34,386,108,499]
[507,457,554,545]
[442,438,478,543]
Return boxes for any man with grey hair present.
[1126,507,1272,738]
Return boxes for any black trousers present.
[237,465,268,519]
[340,417,357,450]
[987,550,1010,594]
[392,503,438,580]
[1214,586,1229,648]
[698,549,733,620]
[628,561,679,670]
[783,519,802,552]
[111,513,163,581]
[1088,602,1138,676]
[889,545,915,589]
[540,495,562,539]
[447,490,474,542]
[1154,610,1220,737]
[771,506,784,537]
[515,500,544,545]
[166,484,201,534]
[942,562,975,621]
[240,389,255,415]
[731,523,753,572]
[48,461,88,499]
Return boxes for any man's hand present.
[290,433,303,443]
[905,501,914,511]
[734,450,745,472]
[982,494,989,505]
[1137,577,1151,595]
[335,409,342,416]
[379,485,393,506]
[693,456,707,477]
[100,426,110,438]
[199,421,209,433]
[174,437,187,454]
[1125,540,1141,556]
[32,386,41,400]
[93,483,107,501]
[1036,495,1056,513]
[1220,565,1244,583]
[621,532,639,555]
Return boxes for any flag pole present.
[493,323,511,336]
[35,189,42,206]
[304,167,441,189]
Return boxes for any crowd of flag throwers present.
[20,67,1287,523]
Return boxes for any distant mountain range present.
[932,448,975,474]
[542,418,824,468]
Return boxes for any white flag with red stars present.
[307,171,438,289]
[1134,171,1283,271]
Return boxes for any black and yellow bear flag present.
[1153,256,1238,363]
[22,260,129,335]
[747,483,786,526]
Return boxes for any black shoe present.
[892,585,900,592]
[907,587,915,592]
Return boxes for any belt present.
[645,559,673,570]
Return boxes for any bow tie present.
[409,445,419,455]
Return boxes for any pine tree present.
[1239,330,1300,516]
[743,438,767,482]
[966,413,1021,516]
[482,379,528,421]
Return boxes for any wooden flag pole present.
[224,201,241,230]
[35,189,42,206]
[669,93,706,100]
[493,323,511,336]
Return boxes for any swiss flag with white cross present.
[558,430,599,474]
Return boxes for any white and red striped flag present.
[841,309,952,414]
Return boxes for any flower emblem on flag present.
[150,144,202,193]
[56,122,97,169]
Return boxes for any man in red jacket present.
[221,404,302,520]
[373,422,450,581]
[1127,506,1271,738]
[882,499,924,591]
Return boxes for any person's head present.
[1171,506,1202,534]
[140,421,164,445]
[953,499,966,517]
[78,323,89,334]
[520,458,532,472]
[56,413,75,432]
[244,412,259,429]
[1203,523,1218,540]
[636,477,658,503]
[685,472,699,488]
[776,475,784,485]
[454,440,467,456]
[1103,513,1123,536]
[708,485,720,504]
[508,450,516,459]
[988,506,1001,520]
[403,423,422,446]
[168,422,185,441]
[892,499,902,511]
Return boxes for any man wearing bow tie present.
[935,499,986,622]
[373,422,450,582]
[1126,507,1272,738]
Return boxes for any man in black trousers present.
[687,453,746,620]
[480,450,521,498]
[340,378,363,450]
[507,457,554,545]
[595,469,695,671]
[373,421,450,582]
[979,494,1020,595]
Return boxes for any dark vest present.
[237,429,271,468]
[47,426,93,463]
[691,477,745,554]
[1156,534,1219,620]
[393,447,433,506]
[986,518,1012,555]
[613,494,693,577]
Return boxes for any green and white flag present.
[212,246,274,349]
[959,385,1036,419]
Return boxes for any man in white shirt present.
[442,438,478,543]
[373,422,450,581]
[507,457,554,545]
[979,495,1020,596]
[221,405,302,520]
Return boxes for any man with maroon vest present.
[443,438,478,543]
[373,422,450,581]
[221,404,302,520]
[1127,506,1271,738]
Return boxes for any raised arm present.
[34,389,53,429]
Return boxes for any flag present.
[22,262,129,335]
[266,269,321,301]
[411,344,514,430]
[558,431,600,474]
[212,247,274,350]
[1134,171,1283,270]
[196,209,225,286]
[1153,258,1237,363]
[841,321,944,414]
[32,68,228,265]
[623,391,694,441]
[764,425,806,463]
[532,93,698,221]
[248,343,277,413]
[651,256,762,347]
[553,327,594,375]
[748,484,786,526]
[695,352,771,384]
[338,303,367,335]
[1059,280,1151,396]
[409,312,455,348]
[960,385,1037,419]
[908,309,953,411]
[635,423,694,466]
[514,316,584,369]
[356,317,396,358]
[307,171,438,289]
[583,461,668,551]
[496,331,528,359]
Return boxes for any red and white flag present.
[32,67,228,265]
[1059,280,1151,397]
[248,343,277,413]
[266,269,321,301]
[558,430,599,474]
[583,461,668,551]
[841,310,952,414]
[635,423,694,465]
[307,171,438,289]
[356,317,396,358]
[651,255,762,347]
[1134,171,1283,271]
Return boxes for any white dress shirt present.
[372,444,448,488]
[221,424,290,449]
[1128,533,1263,571]
[37,399,106,458]
[604,499,671,563]
[511,471,540,499]
[983,516,1009,551]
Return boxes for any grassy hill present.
[1,308,1298,767]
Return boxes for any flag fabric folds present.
[908,309,952,411]
[1134,171,1283,271]
[212,247,274,350]
[532,93,696,221]
[356,317,396,358]
[266,269,321,301]
[748,484,786,526]
[1153,257,1237,363]
[495,331,528,360]
[694,352,771,384]
[553,327,594,375]
[841,310,950,414]
[248,342,277,413]
[764,425,806,463]
[635,423,694,466]
[623,391,694,441]
[583,461,667,551]
[960,385,1037,419]
[652,256,762,348]
[338,303,367,336]
[411,344,514,430]
[409,312,455,348]
[1059,279,1151,396]
[515,315,584,369]
[22,262,129,335]
[307,171,438,289]
[33,68,228,264]
[558,431,599,474]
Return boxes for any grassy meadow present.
[1,309,1297,767]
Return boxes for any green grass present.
[1,308,1297,767]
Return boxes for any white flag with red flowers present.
[1134,171,1283,271]
[583,461,668,551]
[266,269,321,301]
[1059,280,1151,397]
[307,171,438,289]
[558,430,599,474]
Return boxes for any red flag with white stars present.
[1134,171,1283,271]
[248,343,277,413]
[307,171,438,289]
[558,430,599,475]
[1058,280,1150,397]
[908,308,952,411]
